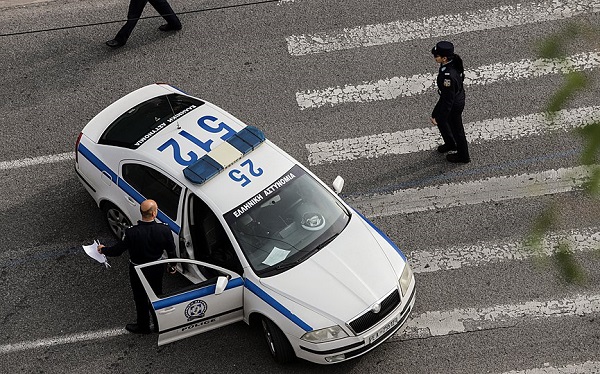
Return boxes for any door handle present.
[126,196,137,206]
[101,171,113,186]
[158,307,175,314]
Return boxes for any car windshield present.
[224,165,350,276]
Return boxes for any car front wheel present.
[261,317,295,364]
[102,203,132,239]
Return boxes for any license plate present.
[367,315,400,344]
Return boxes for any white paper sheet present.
[82,240,110,268]
[262,246,290,266]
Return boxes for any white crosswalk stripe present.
[397,293,600,340]
[499,361,600,374]
[296,51,600,109]
[348,166,593,218]
[409,227,600,274]
[287,0,600,56]
[306,106,600,165]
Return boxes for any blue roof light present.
[183,126,266,185]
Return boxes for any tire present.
[102,203,132,240]
[261,317,295,364]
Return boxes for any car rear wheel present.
[102,203,132,239]
[261,317,295,364]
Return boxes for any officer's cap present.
[431,41,454,57]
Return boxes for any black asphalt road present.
[1,0,599,373]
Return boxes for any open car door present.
[134,259,244,346]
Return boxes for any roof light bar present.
[183,126,266,185]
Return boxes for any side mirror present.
[215,276,229,295]
[332,176,345,194]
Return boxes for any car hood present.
[259,214,401,323]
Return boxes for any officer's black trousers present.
[115,0,181,43]
[129,263,164,329]
[437,102,469,159]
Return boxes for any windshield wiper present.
[314,232,340,251]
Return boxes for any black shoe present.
[446,153,471,163]
[125,323,151,334]
[158,23,182,32]
[105,39,125,48]
[437,144,457,153]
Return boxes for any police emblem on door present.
[185,300,208,321]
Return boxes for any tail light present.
[75,132,83,163]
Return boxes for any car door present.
[134,258,244,346]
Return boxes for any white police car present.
[75,83,415,364]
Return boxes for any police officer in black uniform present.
[98,199,176,334]
[106,0,182,48]
[430,41,471,163]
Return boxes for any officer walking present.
[98,199,176,334]
[430,41,471,163]
[106,0,182,48]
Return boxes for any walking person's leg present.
[446,105,470,163]
[107,0,149,47]
[148,0,181,30]
[436,120,457,153]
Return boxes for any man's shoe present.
[437,144,457,153]
[446,153,471,163]
[158,23,182,32]
[105,39,125,48]
[125,323,151,334]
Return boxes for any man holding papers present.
[98,199,176,334]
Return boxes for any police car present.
[75,83,415,364]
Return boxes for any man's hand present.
[97,244,105,254]
[430,117,438,125]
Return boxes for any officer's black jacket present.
[432,59,465,124]
[103,220,176,264]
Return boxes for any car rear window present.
[99,94,204,149]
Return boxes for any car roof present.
[83,84,298,214]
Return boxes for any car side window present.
[122,163,182,221]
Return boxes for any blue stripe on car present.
[78,143,118,182]
[78,142,181,234]
[152,277,244,310]
[354,210,407,261]
[245,279,312,332]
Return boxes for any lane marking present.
[296,51,600,109]
[500,361,600,374]
[410,227,600,274]
[3,226,597,353]
[0,152,74,170]
[0,328,125,354]
[397,293,600,340]
[348,165,593,218]
[286,0,600,56]
[306,106,600,165]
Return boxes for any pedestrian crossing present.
[296,51,600,110]
[286,1,600,372]
[286,0,600,56]
[307,106,600,165]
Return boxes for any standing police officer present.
[430,41,471,163]
[98,199,176,334]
